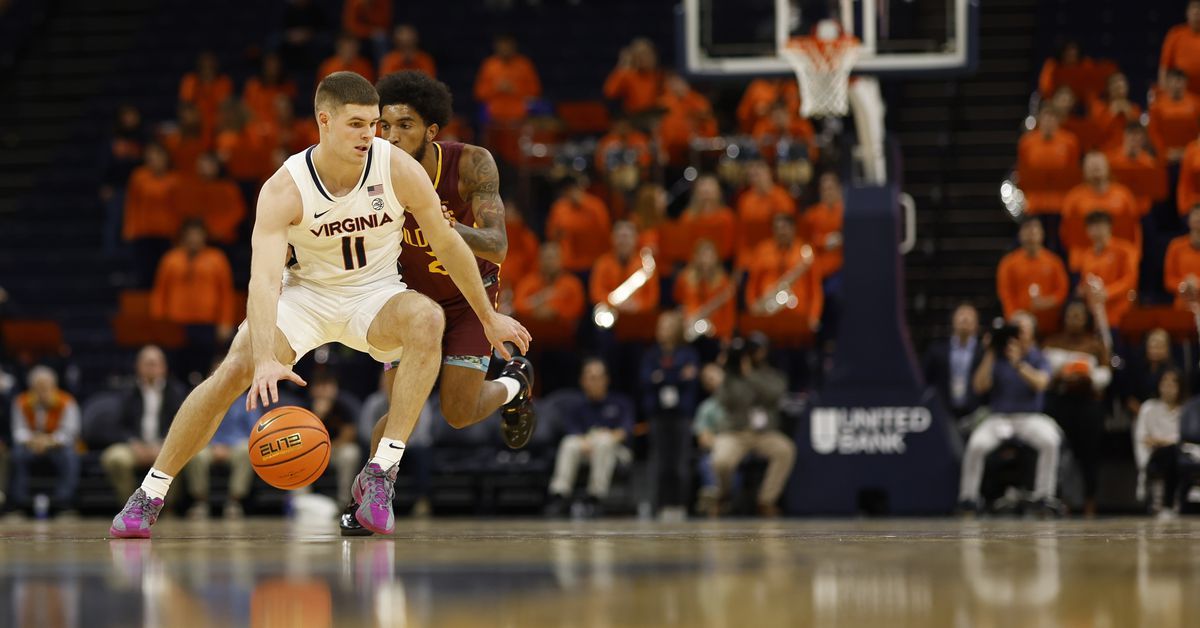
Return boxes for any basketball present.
[248,406,331,490]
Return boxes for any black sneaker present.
[544,494,569,518]
[499,355,537,449]
[956,498,983,517]
[339,500,374,537]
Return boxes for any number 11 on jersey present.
[341,236,366,270]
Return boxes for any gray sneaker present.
[110,489,165,539]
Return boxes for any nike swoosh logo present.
[315,208,333,219]
[150,472,168,480]
[388,443,405,450]
[257,416,281,432]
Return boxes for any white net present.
[781,38,860,118]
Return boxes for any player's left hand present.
[483,312,531,360]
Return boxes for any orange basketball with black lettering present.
[248,406,331,490]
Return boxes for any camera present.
[989,320,1020,353]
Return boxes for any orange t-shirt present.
[658,90,718,165]
[150,246,236,326]
[1164,234,1200,308]
[588,252,660,312]
[1106,148,1168,215]
[379,50,437,78]
[546,193,612,272]
[514,272,585,323]
[594,130,653,173]
[178,73,233,139]
[677,207,737,263]
[173,175,247,244]
[1177,141,1200,214]
[278,118,320,154]
[1148,93,1200,155]
[1060,182,1141,266]
[1160,25,1200,94]
[160,130,209,176]
[673,270,737,341]
[734,186,797,269]
[603,68,664,114]
[996,247,1070,333]
[216,123,276,184]
[1016,129,1082,214]
[242,78,297,125]
[474,55,541,123]
[1075,239,1140,326]
[502,219,540,287]
[1038,58,1114,102]
[317,56,375,85]
[737,79,800,133]
[342,0,392,39]
[1089,100,1142,153]
[745,240,823,328]
[123,167,181,240]
[801,201,845,278]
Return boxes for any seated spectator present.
[1165,205,1200,309]
[630,183,669,259]
[751,102,816,160]
[1074,211,1140,328]
[675,239,738,342]
[958,312,1061,514]
[710,337,794,517]
[270,94,320,155]
[1089,73,1141,153]
[658,72,717,166]
[473,34,541,124]
[513,243,586,346]
[589,221,660,313]
[174,153,246,245]
[1122,329,1180,418]
[800,171,845,280]
[603,38,664,117]
[215,101,277,184]
[161,102,209,176]
[594,117,652,194]
[10,367,80,514]
[499,200,540,313]
[100,346,186,508]
[737,78,800,134]
[150,220,236,381]
[1106,123,1168,217]
[1060,152,1140,265]
[691,363,726,515]
[379,24,436,78]
[186,391,257,520]
[242,52,296,126]
[178,51,233,142]
[997,216,1070,334]
[735,161,797,270]
[545,358,635,517]
[1158,0,1200,94]
[341,0,391,62]
[1039,40,1113,103]
[1049,86,1099,151]
[922,303,985,420]
[676,175,736,262]
[639,311,700,519]
[1016,105,1081,224]
[1179,140,1200,215]
[744,214,822,337]
[317,32,376,84]
[1148,69,1200,163]
[304,371,361,505]
[546,176,612,275]
[1134,369,1186,517]
[1043,301,1112,518]
[101,104,147,257]
[124,143,182,285]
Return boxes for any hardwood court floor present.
[1,517,1198,627]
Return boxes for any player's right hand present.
[483,313,532,361]
[247,360,307,410]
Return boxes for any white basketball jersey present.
[282,137,406,287]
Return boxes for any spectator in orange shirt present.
[499,200,540,314]
[677,175,737,262]
[1159,0,1200,93]
[1039,40,1113,103]
[514,242,586,348]
[1016,105,1082,230]
[174,153,247,245]
[594,117,652,194]
[674,239,737,343]
[215,101,276,184]
[161,102,209,177]
[151,219,237,378]
[101,104,146,257]
[1050,86,1100,151]
[271,94,320,154]
[1074,211,1139,328]
[1149,69,1200,162]
[735,161,797,269]
[474,34,541,124]
[589,221,660,312]
[1178,137,1200,215]
[1089,73,1142,153]
[379,24,436,78]
[737,78,800,134]
[603,38,664,116]
[242,53,296,126]
[546,176,612,274]
[752,103,817,165]
[317,33,376,85]
[745,213,822,339]
[125,143,181,286]
[1060,152,1140,266]
[341,0,391,61]
[997,217,1070,335]
[1164,205,1200,309]
[801,171,845,280]
[630,183,669,259]
[658,72,718,166]
[179,51,233,143]
[1106,122,1168,217]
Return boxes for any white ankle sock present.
[141,468,174,500]
[497,377,522,404]
[370,438,406,469]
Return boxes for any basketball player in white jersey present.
[110,72,530,538]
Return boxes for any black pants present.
[1046,391,1103,500]
[1147,444,1181,509]
[651,413,693,510]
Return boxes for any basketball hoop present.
[781,34,860,118]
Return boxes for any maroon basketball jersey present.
[398,141,501,306]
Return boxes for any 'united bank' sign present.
[810,407,933,455]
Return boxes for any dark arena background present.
[2,0,1200,626]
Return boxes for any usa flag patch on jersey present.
[367,184,383,197]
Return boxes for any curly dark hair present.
[375,71,453,129]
